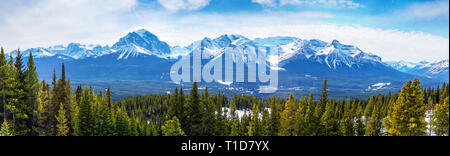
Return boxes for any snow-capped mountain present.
[270,39,383,69]
[8,43,112,60]
[419,59,449,75]
[15,29,385,70]
[385,61,429,73]
[15,29,446,96]
[111,29,173,60]
[386,60,449,81]
[184,34,252,57]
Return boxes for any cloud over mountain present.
[157,0,211,11]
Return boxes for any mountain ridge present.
[5,29,448,97]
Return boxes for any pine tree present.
[0,48,8,123]
[269,96,280,136]
[56,103,69,136]
[6,55,23,135]
[115,106,130,136]
[340,99,354,136]
[305,90,317,136]
[432,97,449,136]
[295,97,307,136]
[37,81,51,135]
[162,116,185,136]
[365,103,381,136]
[248,102,260,136]
[354,102,366,136]
[25,53,39,136]
[199,87,215,136]
[261,107,270,136]
[364,97,375,120]
[184,82,201,136]
[230,118,240,136]
[168,87,179,118]
[384,79,427,136]
[315,78,328,119]
[130,110,139,136]
[319,101,339,136]
[13,49,30,136]
[1,119,14,136]
[213,91,228,136]
[230,96,239,136]
[279,94,297,136]
[75,85,94,136]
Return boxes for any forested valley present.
[0,48,448,136]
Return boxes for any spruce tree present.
[75,85,94,136]
[0,48,8,122]
[6,55,22,135]
[384,79,427,136]
[279,94,297,136]
[355,102,366,136]
[200,87,215,136]
[261,107,270,136]
[295,97,307,136]
[213,91,228,136]
[319,102,339,136]
[25,53,39,136]
[432,97,449,136]
[1,119,13,136]
[230,96,239,136]
[315,78,328,119]
[269,96,280,136]
[162,116,185,136]
[56,103,69,136]
[115,106,130,136]
[37,81,51,136]
[184,82,201,136]
[248,102,260,136]
[13,50,29,135]
[340,99,354,136]
[365,103,381,136]
[305,90,317,136]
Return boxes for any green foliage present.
[184,82,202,136]
[162,116,185,136]
[279,94,297,136]
[56,103,69,136]
[354,102,366,136]
[268,96,280,136]
[75,85,94,136]
[1,120,14,136]
[340,99,354,136]
[384,79,427,136]
[0,52,448,137]
[432,97,449,136]
[365,103,381,136]
[248,102,261,136]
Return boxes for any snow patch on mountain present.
[217,80,233,86]
[367,82,391,91]
[385,61,429,73]
[420,59,449,75]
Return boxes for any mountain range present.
[6,29,449,98]
[386,60,449,81]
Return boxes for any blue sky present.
[147,0,449,37]
[0,0,448,62]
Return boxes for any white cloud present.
[252,0,277,7]
[252,0,363,8]
[0,0,138,51]
[407,0,449,20]
[157,0,210,11]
